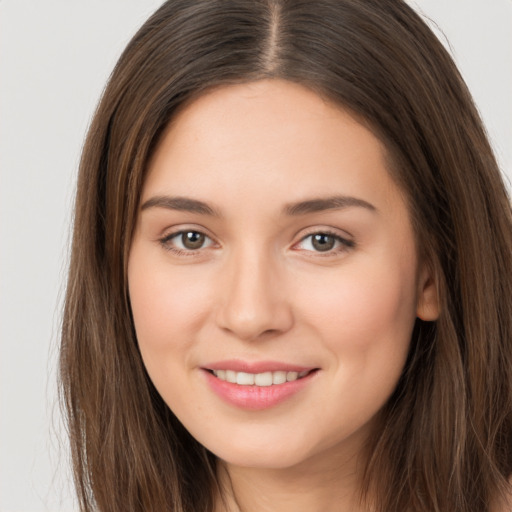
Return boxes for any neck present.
[215,443,371,512]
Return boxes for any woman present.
[60,0,512,510]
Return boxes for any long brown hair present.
[60,1,512,510]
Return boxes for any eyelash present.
[158,229,355,256]
[294,229,355,256]
[159,230,216,256]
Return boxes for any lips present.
[202,360,319,410]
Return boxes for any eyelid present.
[292,227,355,254]
[158,226,218,255]
[157,225,354,257]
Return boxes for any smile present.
[203,365,319,410]
[210,369,311,386]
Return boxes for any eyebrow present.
[140,194,377,217]
[141,196,221,217]
[283,196,377,215]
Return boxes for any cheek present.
[128,250,216,395]
[298,254,418,360]
[295,257,418,437]
[129,260,209,349]
[128,255,214,414]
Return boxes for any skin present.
[128,79,439,512]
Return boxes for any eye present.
[295,231,354,254]
[160,230,215,253]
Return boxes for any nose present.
[215,247,294,341]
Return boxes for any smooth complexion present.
[128,79,439,512]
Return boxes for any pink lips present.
[202,359,318,410]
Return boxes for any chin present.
[215,445,311,470]
[193,428,310,469]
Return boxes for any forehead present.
[143,79,406,219]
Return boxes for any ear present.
[416,264,440,321]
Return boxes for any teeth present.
[287,371,298,381]
[254,372,272,386]
[272,371,287,385]
[211,369,311,386]
[236,372,254,385]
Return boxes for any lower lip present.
[203,370,317,410]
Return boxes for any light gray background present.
[1,1,511,511]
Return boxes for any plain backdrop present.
[1,1,511,511]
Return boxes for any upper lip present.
[203,359,317,373]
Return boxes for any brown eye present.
[295,231,354,255]
[181,231,206,249]
[311,233,336,252]
[160,230,214,253]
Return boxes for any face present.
[128,79,438,471]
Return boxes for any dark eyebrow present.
[141,196,221,217]
[141,194,376,217]
[283,196,377,216]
